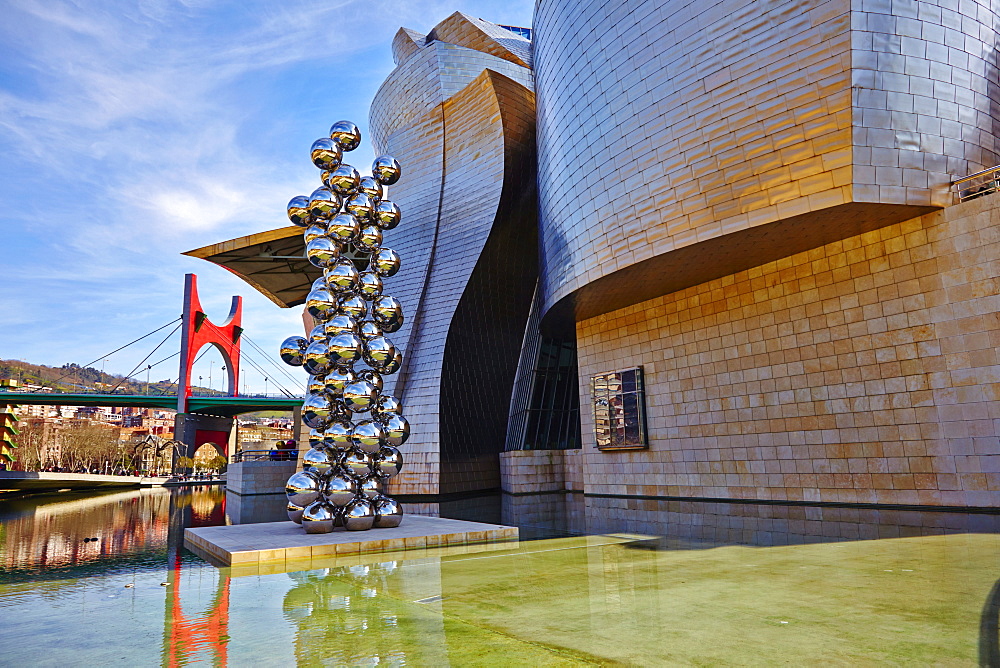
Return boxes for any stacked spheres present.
[279,120,408,534]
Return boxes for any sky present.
[0,0,534,395]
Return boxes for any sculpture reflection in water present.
[279,120,409,533]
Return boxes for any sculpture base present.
[184,515,518,570]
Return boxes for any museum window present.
[591,366,647,450]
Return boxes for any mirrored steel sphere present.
[358,320,383,339]
[308,428,324,449]
[324,259,359,294]
[357,272,383,300]
[306,237,339,269]
[324,472,359,507]
[357,369,383,392]
[383,414,410,447]
[307,374,326,395]
[373,200,401,230]
[303,221,328,244]
[306,287,337,320]
[327,212,361,245]
[356,225,382,253]
[339,295,368,320]
[325,164,360,195]
[371,296,403,330]
[372,248,401,277]
[311,276,327,292]
[358,176,383,204]
[329,121,362,151]
[375,446,403,478]
[323,419,354,449]
[302,447,335,476]
[303,340,334,376]
[308,323,326,342]
[302,501,336,533]
[382,348,403,375]
[373,495,403,528]
[324,313,358,337]
[287,195,311,227]
[327,332,362,365]
[286,470,322,507]
[342,497,375,531]
[364,336,396,371]
[345,193,375,222]
[343,379,378,413]
[352,419,385,454]
[323,366,357,396]
[359,474,383,499]
[279,336,308,366]
[301,393,333,429]
[310,137,343,170]
[372,155,401,185]
[287,501,305,524]
[308,187,341,220]
[373,394,402,418]
[343,448,373,477]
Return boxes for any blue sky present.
[0,0,534,395]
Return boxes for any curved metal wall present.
[369,21,536,494]
[533,0,1000,323]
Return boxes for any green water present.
[2,487,1000,665]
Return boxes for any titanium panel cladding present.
[533,0,1000,322]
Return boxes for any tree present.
[176,456,195,472]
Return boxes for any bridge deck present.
[0,392,300,416]
[0,471,170,493]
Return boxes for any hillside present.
[0,358,221,396]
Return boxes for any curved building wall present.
[369,20,536,494]
[533,0,1000,324]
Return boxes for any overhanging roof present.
[183,227,319,308]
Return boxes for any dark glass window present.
[520,338,581,450]
[591,366,647,450]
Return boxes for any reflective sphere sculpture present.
[325,164,360,195]
[287,501,305,524]
[374,200,401,230]
[342,448,373,477]
[342,497,376,531]
[339,295,367,320]
[308,323,326,342]
[374,394,402,418]
[352,419,385,454]
[303,221,328,244]
[306,237,339,269]
[327,212,361,245]
[372,248,401,277]
[359,474,383,499]
[324,259,359,294]
[310,137,343,171]
[343,379,378,413]
[279,336,308,366]
[372,155,401,185]
[286,470,322,507]
[372,495,403,528]
[323,366,357,396]
[327,332,363,365]
[358,176,383,204]
[382,414,410,447]
[324,472,359,507]
[303,340,334,376]
[371,296,403,330]
[306,374,326,395]
[358,320,383,339]
[287,195,312,227]
[308,187,341,220]
[329,120,362,151]
[302,501,336,534]
[324,313,358,337]
[357,272,383,300]
[301,393,333,429]
[305,287,338,320]
[323,420,354,449]
[302,447,335,476]
[382,349,403,375]
[374,446,403,478]
[357,369,383,392]
[356,225,382,253]
[363,336,396,371]
[345,193,375,222]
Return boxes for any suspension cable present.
[241,333,304,388]
[106,323,183,393]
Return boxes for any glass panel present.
[620,369,636,393]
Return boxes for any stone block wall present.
[227,460,298,496]
[500,449,583,494]
[576,193,1000,507]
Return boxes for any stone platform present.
[184,515,518,567]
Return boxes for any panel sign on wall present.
[591,366,647,450]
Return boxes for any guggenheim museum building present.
[190,0,1000,509]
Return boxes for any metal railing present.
[231,449,296,463]
[953,165,1000,202]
